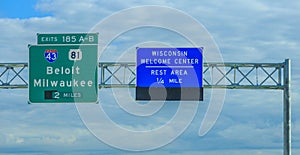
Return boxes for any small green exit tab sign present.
[37,33,98,45]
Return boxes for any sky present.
[0,0,300,155]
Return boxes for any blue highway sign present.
[136,47,203,100]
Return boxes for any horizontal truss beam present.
[0,62,285,89]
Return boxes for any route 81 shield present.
[44,49,58,63]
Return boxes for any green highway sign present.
[37,33,98,45]
[29,45,98,103]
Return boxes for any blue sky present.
[0,0,300,155]
[0,0,51,18]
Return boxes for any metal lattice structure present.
[0,62,286,89]
[99,62,286,89]
[0,60,291,155]
[0,63,28,88]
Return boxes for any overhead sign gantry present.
[0,60,292,155]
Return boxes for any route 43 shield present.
[44,49,58,63]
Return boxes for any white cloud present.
[218,123,281,146]
[0,17,66,62]
[0,124,93,147]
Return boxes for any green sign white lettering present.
[37,33,98,45]
[28,44,98,103]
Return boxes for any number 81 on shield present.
[69,49,82,61]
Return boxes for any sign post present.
[29,33,98,103]
[136,47,203,100]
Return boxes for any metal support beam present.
[283,59,291,155]
[0,62,285,89]
[0,63,28,88]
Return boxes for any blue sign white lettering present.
[136,47,203,88]
[44,49,58,63]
